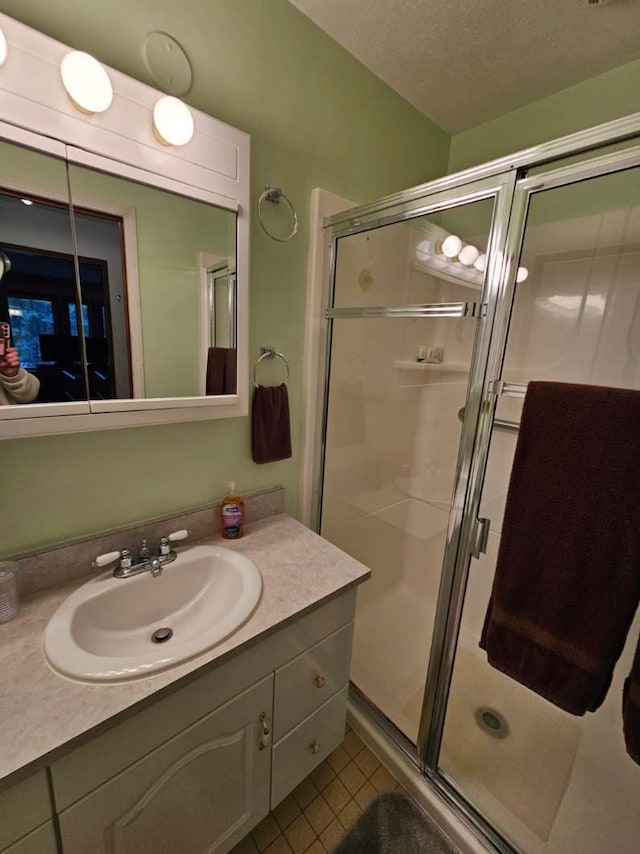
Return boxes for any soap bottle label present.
[222,503,243,538]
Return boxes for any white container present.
[0,561,19,623]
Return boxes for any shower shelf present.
[393,360,468,373]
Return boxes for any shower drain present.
[474,706,510,739]
[151,627,173,644]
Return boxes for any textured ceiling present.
[289,0,640,132]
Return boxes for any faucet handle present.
[92,551,121,568]
[168,529,190,543]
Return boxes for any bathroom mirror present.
[67,162,237,402]
[0,12,250,437]
[0,140,89,412]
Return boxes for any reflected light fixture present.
[459,244,479,267]
[152,95,194,146]
[474,253,487,272]
[60,51,113,113]
[0,26,7,67]
[415,239,431,261]
[441,234,462,259]
[516,266,529,283]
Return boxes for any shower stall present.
[312,117,640,853]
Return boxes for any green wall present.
[449,57,640,173]
[0,0,449,557]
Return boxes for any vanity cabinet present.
[1,825,57,854]
[0,771,55,854]
[47,589,356,854]
[58,677,272,854]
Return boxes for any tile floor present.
[231,726,403,854]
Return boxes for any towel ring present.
[253,348,290,388]
[257,186,298,243]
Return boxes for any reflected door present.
[320,192,501,745]
[439,155,640,852]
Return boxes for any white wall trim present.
[299,188,355,528]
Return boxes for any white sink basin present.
[43,544,262,683]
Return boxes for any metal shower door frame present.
[315,167,519,721]
[420,138,640,851]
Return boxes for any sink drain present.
[151,627,173,644]
[475,706,510,739]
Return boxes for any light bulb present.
[415,239,431,261]
[60,51,113,113]
[474,253,487,272]
[459,245,480,267]
[441,235,462,259]
[152,96,194,146]
[516,266,529,283]
[0,27,7,67]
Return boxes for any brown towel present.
[224,348,237,394]
[252,383,292,464]
[480,382,640,719]
[624,644,640,764]
[206,347,237,395]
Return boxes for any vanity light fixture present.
[0,26,7,66]
[60,51,113,113]
[516,266,529,283]
[441,234,462,259]
[458,244,480,267]
[152,95,194,146]
[415,239,432,261]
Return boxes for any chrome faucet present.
[92,530,190,579]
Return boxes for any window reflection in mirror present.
[0,141,87,407]
[67,164,238,400]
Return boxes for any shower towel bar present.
[489,379,528,398]
[458,406,519,433]
[326,301,477,320]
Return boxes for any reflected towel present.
[251,383,292,464]
[206,347,236,395]
[480,382,640,718]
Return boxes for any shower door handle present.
[471,517,490,559]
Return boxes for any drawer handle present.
[309,740,321,755]
[258,711,271,750]
[314,674,327,688]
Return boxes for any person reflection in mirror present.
[0,347,40,404]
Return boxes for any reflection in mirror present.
[67,164,237,400]
[0,141,86,407]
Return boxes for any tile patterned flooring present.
[231,727,403,854]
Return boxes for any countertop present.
[0,514,370,789]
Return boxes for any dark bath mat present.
[332,791,457,854]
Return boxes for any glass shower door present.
[438,152,640,852]
[319,188,504,745]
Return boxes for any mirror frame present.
[0,12,249,439]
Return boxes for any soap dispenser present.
[220,481,245,539]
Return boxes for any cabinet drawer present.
[271,686,348,808]
[1,823,57,854]
[59,675,273,854]
[0,772,52,851]
[274,622,353,740]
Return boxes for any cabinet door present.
[1,823,57,854]
[59,676,273,854]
